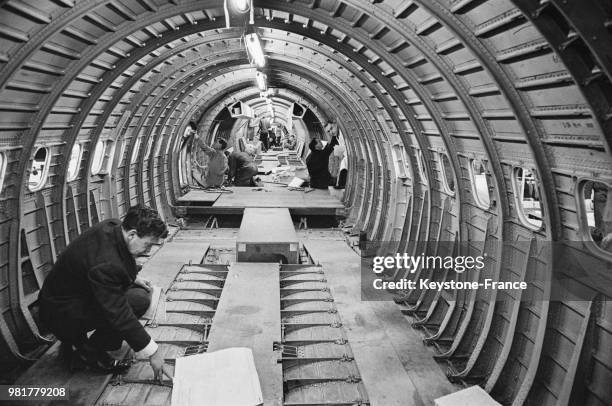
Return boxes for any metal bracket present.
[183,343,208,356]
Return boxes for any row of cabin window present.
[0,146,608,248]
[23,138,142,192]
[435,154,610,251]
[407,151,548,231]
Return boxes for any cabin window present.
[131,137,142,164]
[392,144,410,180]
[581,180,611,251]
[514,167,543,228]
[440,153,455,194]
[470,159,490,208]
[144,136,154,158]
[28,147,49,191]
[417,149,428,184]
[67,143,81,181]
[0,151,6,193]
[91,140,106,175]
[116,138,126,167]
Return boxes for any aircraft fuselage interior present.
[0,0,611,405]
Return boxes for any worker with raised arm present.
[306,120,339,189]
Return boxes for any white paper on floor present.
[171,347,263,406]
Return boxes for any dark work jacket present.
[39,219,151,352]
[229,151,258,186]
[306,136,338,189]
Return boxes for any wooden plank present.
[212,187,344,209]
[304,240,456,406]
[176,190,221,203]
[237,208,299,263]
[207,263,282,406]
[238,208,296,243]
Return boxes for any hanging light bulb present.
[245,32,265,68]
[224,0,254,27]
[230,0,250,13]
[256,72,267,92]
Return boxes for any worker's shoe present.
[74,342,131,374]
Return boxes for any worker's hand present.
[134,277,152,292]
[149,350,173,383]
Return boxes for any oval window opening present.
[417,149,428,184]
[440,153,455,194]
[582,180,611,251]
[91,140,106,175]
[0,152,6,194]
[67,144,81,181]
[471,159,490,208]
[131,137,142,164]
[514,167,543,229]
[29,147,49,191]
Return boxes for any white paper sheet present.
[171,347,263,406]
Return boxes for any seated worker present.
[228,144,259,186]
[38,206,172,381]
[306,122,339,189]
[282,134,297,150]
[194,135,228,188]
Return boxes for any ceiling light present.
[256,72,267,92]
[245,32,265,68]
[231,0,250,13]
[224,0,254,27]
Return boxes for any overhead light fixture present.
[224,0,254,28]
[232,0,250,13]
[245,32,265,68]
[256,72,267,92]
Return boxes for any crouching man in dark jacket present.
[39,205,171,380]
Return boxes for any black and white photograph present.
[0,0,611,405]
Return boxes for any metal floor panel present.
[281,342,353,359]
[146,326,205,343]
[279,263,369,405]
[281,290,333,300]
[281,281,328,290]
[162,313,208,325]
[167,289,222,301]
[283,381,367,406]
[282,312,341,324]
[165,300,217,314]
[283,360,359,380]
[281,301,336,312]
[97,383,172,406]
[283,326,345,342]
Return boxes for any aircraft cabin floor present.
[15,227,457,406]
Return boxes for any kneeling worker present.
[39,205,172,380]
[228,144,259,186]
